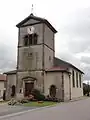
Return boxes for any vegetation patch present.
[24,101,57,107]
[8,89,61,106]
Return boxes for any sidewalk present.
[70,96,89,102]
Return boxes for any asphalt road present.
[0,105,37,116]
[0,98,90,120]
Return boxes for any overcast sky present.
[0,0,90,81]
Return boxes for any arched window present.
[34,33,38,44]
[24,35,28,46]
[11,85,16,97]
[49,85,56,97]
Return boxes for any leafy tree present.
[83,83,90,96]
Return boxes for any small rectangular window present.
[49,56,51,61]
[76,72,78,87]
[28,53,32,58]
[79,74,81,88]
[72,70,75,87]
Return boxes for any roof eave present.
[70,64,84,74]
[54,57,84,74]
[45,70,70,73]
[16,15,57,33]
[16,15,33,28]
[3,70,17,75]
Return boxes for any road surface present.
[0,105,37,116]
[0,98,90,120]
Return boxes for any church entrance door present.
[25,82,34,96]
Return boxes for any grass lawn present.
[24,101,57,107]
[0,100,9,104]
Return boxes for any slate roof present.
[4,70,17,75]
[54,57,84,74]
[16,13,57,33]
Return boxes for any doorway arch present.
[49,85,56,97]
[22,76,37,97]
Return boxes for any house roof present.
[0,74,6,81]
[4,70,17,75]
[16,13,57,33]
[54,57,84,74]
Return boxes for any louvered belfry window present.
[24,33,38,46]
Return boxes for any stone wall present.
[0,81,5,98]
[18,45,43,70]
[17,71,44,94]
[44,45,54,69]
[64,73,70,101]
[6,74,16,100]
[69,68,83,99]
[44,24,54,50]
[44,72,63,100]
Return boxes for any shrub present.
[37,94,45,101]
[45,95,60,102]
[31,89,45,101]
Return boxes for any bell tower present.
[16,13,57,95]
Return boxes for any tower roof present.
[16,13,57,33]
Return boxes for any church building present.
[4,13,84,101]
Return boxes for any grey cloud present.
[56,51,81,69]
[60,7,90,53]
[81,65,90,80]
[80,56,90,64]
[0,42,16,73]
[55,7,90,81]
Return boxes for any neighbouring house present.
[4,13,84,101]
[0,74,6,100]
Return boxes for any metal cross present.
[31,4,34,14]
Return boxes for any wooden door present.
[25,82,34,96]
